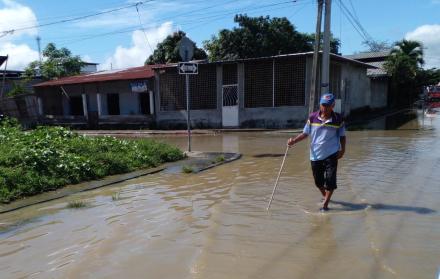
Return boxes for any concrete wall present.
[155,109,221,129]
[240,107,308,128]
[119,92,139,115]
[370,78,388,109]
[340,63,370,114]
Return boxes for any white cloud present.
[0,42,39,69]
[406,24,440,69]
[0,0,39,70]
[0,0,38,39]
[99,21,174,70]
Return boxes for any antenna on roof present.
[36,36,42,63]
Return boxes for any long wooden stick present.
[266,145,290,211]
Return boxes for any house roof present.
[344,51,391,77]
[34,65,155,87]
[344,51,390,61]
[152,52,376,70]
[366,61,388,77]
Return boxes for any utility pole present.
[309,0,323,115]
[321,0,332,95]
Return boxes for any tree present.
[145,31,207,64]
[203,14,340,61]
[384,39,424,106]
[24,43,84,80]
[362,39,391,52]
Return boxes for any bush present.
[0,121,184,203]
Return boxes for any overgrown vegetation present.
[67,200,88,208]
[182,165,194,173]
[212,155,225,164]
[112,191,121,201]
[0,118,184,203]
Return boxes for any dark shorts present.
[310,152,338,191]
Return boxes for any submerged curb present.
[0,152,241,214]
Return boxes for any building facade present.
[32,52,378,129]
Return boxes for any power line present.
[0,0,155,37]
[135,2,154,54]
[337,0,373,42]
[53,0,302,46]
[337,0,370,42]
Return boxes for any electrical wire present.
[0,0,155,37]
[135,2,154,54]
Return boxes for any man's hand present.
[287,137,295,147]
[337,149,345,159]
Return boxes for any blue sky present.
[1,0,439,71]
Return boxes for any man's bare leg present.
[322,190,334,210]
[318,187,326,197]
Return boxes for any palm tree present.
[384,40,425,106]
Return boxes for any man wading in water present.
[287,93,346,212]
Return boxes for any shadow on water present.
[331,200,436,214]
[252,154,285,158]
[347,109,418,131]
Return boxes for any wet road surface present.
[1,110,439,279]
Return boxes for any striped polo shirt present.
[303,111,346,161]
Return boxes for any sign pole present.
[178,36,197,153]
[186,74,191,152]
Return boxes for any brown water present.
[1,111,439,279]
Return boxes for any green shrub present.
[0,121,184,203]
[182,165,194,173]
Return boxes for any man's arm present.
[338,136,346,159]
[287,133,308,147]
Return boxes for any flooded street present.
[1,110,439,279]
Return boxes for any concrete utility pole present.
[321,0,332,95]
[309,0,323,115]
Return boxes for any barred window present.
[222,63,237,85]
[274,56,306,106]
[159,65,217,111]
[159,68,185,111]
[244,60,273,108]
[189,64,217,110]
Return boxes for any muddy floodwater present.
[1,110,439,279]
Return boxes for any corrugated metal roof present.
[366,61,388,77]
[344,51,390,60]
[34,65,156,87]
[152,52,376,69]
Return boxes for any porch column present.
[97,93,102,116]
[37,97,44,116]
[149,90,154,115]
[82,94,88,118]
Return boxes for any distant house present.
[345,51,391,109]
[80,62,99,74]
[152,52,377,129]
[32,52,380,129]
[33,66,155,128]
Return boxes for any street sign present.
[178,62,198,75]
[178,36,195,62]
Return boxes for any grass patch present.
[212,155,225,164]
[182,165,194,173]
[67,200,88,208]
[0,117,185,203]
[112,191,121,201]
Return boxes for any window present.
[70,96,83,116]
[139,93,150,114]
[274,56,306,106]
[244,60,273,108]
[107,93,120,115]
